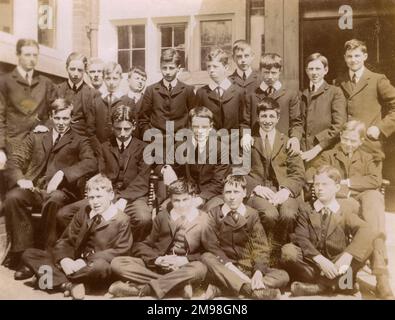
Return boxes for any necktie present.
[76,214,103,259]
[264,133,272,158]
[215,86,222,98]
[266,86,274,96]
[25,73,31,86]
[242,72,246,81]
[168,83,172,93]
[53,134,61,148]
[230,210,239,223]
[350,73,357,91]
[311,84,315,93]
[107,93,113,106]
[120,141,125,153]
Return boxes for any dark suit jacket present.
[0,68,57,152]
[52,203,132,263]
[243,84,303,140]
[300,81,346,151]
[56,82,99,136]
[195,83,246,131]
[132,209,208,269]
[6,129,97,191]
[99,136,150,202]
[247,129,305,197]
[306,144,382,195]
[138,80,195,135]
[293,201,376,263]
[86,94,136,153]
[336,68,395,160]
[202,204,270,274]
[229,70,260,96]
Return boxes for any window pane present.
[161,26,172,48]
[118,50,130,72]
[0,0,13,34]
[118,26,130,50]
[174,26,185,47]
[132,50,145,69]
[132,25,145,48]
[37,0,56,48]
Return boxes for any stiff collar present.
[222,203,247,217]
[260,80,282,92]
[170,207,199,223]
[349,66,365,83]
[313,199,340,214]
[68,79,84,90]
[236,67,253,79]
[116,137,132,149]
[163,78,178,90]
[89,204,118,221]
[208,77,232,92]
[309,79,324,92]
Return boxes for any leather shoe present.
[183,284,193,299]
[291,281,327,297]
[14,266,33,280]
[203,284,222,300]
[252,288,280,300]
[108,281,145,297]
[376,275,394,300]
[61,282,85,300]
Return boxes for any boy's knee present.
[189,261,207,281]
[280,243,300,263]
[201,252,217,264]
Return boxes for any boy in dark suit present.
[56,52,99,136]
[300,53,346,165]
[229,40,260,96]
[306,120,393,299]
[241,53,302,155]
[109,179,208,299]
[281,165,376,297]
[201,175,289,300]
[139,49,195,137]
[336,39,395,161]
[3,99,97,270]
[19,174,133,300]
[246,98,305,254]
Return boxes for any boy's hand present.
[46,170,64,193]
[334,252,353,275]
[17,179,34,190]
[60,258,79,275]
[0,149,7,170]
[241,134,254,152]
[74,258,87,272]
[301,145,323,162]
[253,185,275,201]
[33,125,49,133]
[367,126,380,140]
[313,255,339,279]
[225,262,251,283]
[286,137,301,156]
[270,188,291,206]
[251,270,266,290]
[161,165,178,186]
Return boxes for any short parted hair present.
[314,165,341,184]
[66,52,88,69]
[256,97,280,116]
[232,39,252,55]
[206,48,229,66]
[111,105,136,125]
[260,53,282,70]
[344,39,367,53]
[50,98,74,116]
[341,120,366,139]
[87,57,105,68]
[103,61,123,76]
[189,106,214,124]
[16,38,39,55]
[224,174,247,190]
[305,53,328,69]
[160,48,182,66]
[85,174,113,194]
[128,66,147,80]
[168,179,197,197]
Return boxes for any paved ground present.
[1,213,394,300]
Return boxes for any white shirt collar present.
[259,127,276,148]
[127,90,143,101]
[208,77,232,92]
[163,78,178,90]
[191,136,208,152]
[349,66,365,83]
[236,67,253,79]
[170,207,199,223]
[221,203,247,217]
[313,199,340,214]
[259,80,282,92]
[309,79,324,92]
[52,128,69,143]
[89,204,118,221]
[116,137,132,149]
[68,79,84,90]
[101,88,124,100]
[17,66,33,82]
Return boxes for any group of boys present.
[0,36,394,300]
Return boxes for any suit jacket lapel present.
[252,134,267,159]
[42,130,54,155]
[52,130,73,153]
[349,70,370,98]
[339,74,353,97]
[170,81,184,97]
[272,87,286,100]
[109,138,120,162]
[30,71,39,87]
[245,72,259,87]
[207,87,220,102]
[326,211,343,238]
[154,81,169,98]
[309,209,322,240]
[271,130,285,159]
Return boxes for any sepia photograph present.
[0,0,394,303]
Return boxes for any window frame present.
[158,22,188,69]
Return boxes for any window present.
[117,25,146,72]
[0,0,13,34]
[200,20,232,70]
[159,24,186,68]
[37,0,57,48]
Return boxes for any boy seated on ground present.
[281,165,376,297]
[108,179,208,299]
[18,174,133,300]
[201,175,289,300]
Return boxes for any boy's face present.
[191,116,212,145]
[306,59,328,84]
[88,63,104,89]
[171,193,192,215]
[104,72,122,93]
[261,67,281,86]
[128,72,146,93]
[18,45,39,72]
[51,107,72,134]
[314,173,340,204]
[160,62,179,83]
[67,60,85,84]
[207,60,227,84]
[88,188,114,216]
[233,48,254,72]
[113,120,135,142]
[258,110,279,133]
[340,130,363,155]
[223,183,246,211]
[344,48,367,72]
